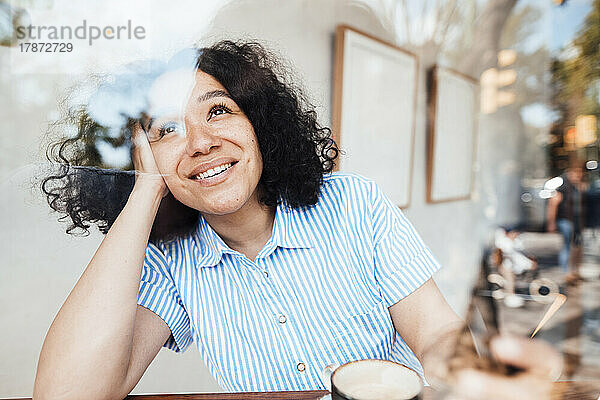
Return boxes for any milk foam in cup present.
[328,359,423,400]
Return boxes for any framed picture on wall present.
[426,66,478,203]
[332,25,418,209]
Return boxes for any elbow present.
[34,358,130,400]
[33,379,128,400]
[33,384,78,400]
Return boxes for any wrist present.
[130,179,166,207]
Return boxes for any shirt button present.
[263,270,269,278]
[296,362,305,372]
[278,314,287,324]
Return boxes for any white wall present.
[0,0,527,396]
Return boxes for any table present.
[7,382,595,399]
[5,392,329,400]
[7,388,444,399]
[124,389,440,399]
[124,391,329,399]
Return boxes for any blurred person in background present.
[586,169,600,234]
[491,227,538,308]
[547,161,587,285]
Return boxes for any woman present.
[35,41,560,399]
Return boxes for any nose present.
[184,121,221,157]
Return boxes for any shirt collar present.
[270,200,314,250]
[193,200,313,269]
[192,215,237,268]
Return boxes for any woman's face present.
[144,69,263,216]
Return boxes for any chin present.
[169,177,259,217]
[186,194,249,216]
[200,203,244,216]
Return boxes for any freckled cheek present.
[153,157,175,176]
[242,125,261,165]
[151,152,184,189]
[228,118,255,139]
[252,140,263,171]
[254,153,263,177]
[161,167,185,194]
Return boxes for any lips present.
[190,162,235,180]
[188,157,238,179]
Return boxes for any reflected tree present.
[550,0,600,174]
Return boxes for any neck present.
[203,191,275,261]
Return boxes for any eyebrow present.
[197,89,231,103]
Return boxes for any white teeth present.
[192,163,233,180]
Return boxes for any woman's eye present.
[208,104,232,120]
[159,122,183,136]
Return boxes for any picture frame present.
[332,25,418,209]
[426,66,479,204]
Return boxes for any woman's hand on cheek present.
[132,123,168,198]
[453,335,562,400]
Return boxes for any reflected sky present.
[6,0,232,75]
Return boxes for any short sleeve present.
[137,242,193,353]
[369,182,442,307]
[557,180,567,196]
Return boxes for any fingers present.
[490,335,563,380]
[450,336,563,399]
[454,369,553,400]
[131,121,161,176]
[131,121,152,153]
[130,122,168,198]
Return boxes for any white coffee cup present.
[322,359,423,400]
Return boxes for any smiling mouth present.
[190,161,238,181]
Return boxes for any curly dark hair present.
[42,40,339,242]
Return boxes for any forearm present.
[388,279,464,384]
[34,181,163,400]
[546,194,561,230]
[419,321,464,382]
[546,206,556,226]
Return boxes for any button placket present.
[251,257,311,383]
[252,258,270,280]
[274,314,307,376]
[270,311,312,383]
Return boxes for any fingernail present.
[491,335,521,358]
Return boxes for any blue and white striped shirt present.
[137,173,441,392]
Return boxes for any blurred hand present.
[132,122,168,198]
[547,222,557,233]
[453,335,562,400]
